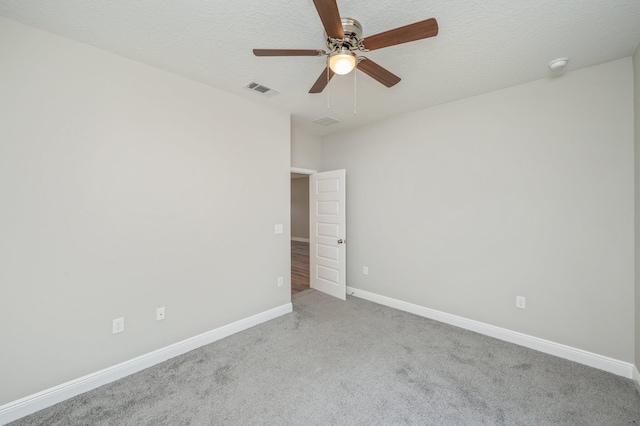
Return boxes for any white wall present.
[291,177,310,239]
[291,127,322,170]
[322,59,635,362]
[0,17,291,405]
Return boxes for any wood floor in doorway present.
[291,240,310,294]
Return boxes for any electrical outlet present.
[274,224,283,234]
[516,296,526,309]
[156,307,165,321]
[277,277,284,287]
[363,266,369,275]
[112,317,124,334]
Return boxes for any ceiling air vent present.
[244,81,279,97]
[313,116,340,126]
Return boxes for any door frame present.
[290,167,317,175]
[290,167,316,296]
[290,167,347,300]
[290,167,316,242]
[290,167,316,241]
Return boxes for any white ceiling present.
[1,0,639,136]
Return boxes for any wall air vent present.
[313,116,340,126]
[244,81,279,97]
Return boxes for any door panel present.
[317,244,339,261]
[310,170,346,300]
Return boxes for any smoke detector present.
[549,58,569,71]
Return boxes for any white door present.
[310,170,346,300]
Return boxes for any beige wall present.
[0,18,291,404]
[634,43,640,371]
[291,127,322,170]
[291,177,310,240]
[322,59,635,362]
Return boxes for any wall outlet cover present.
[112,317,124,334]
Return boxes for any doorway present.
[291,171,311,294]
[290,167,347,300]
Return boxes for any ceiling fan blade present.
[357,58,401,87]
[253,49,326,57]
[309,67,335,93]
[313,0,344,39]
[363,18,438,51]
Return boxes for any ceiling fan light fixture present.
[329,49,357,75]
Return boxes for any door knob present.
[338,239,345,244]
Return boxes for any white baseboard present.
[0,303,293,425]
[291,237,309,243]
[633,365,640,393]
[346,286,634,379]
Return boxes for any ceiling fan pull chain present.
[354,65,357,114]
[326,58,331,109]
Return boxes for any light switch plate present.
[274,224,283,234]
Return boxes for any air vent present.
[313,116,340,126]
[244,81,279,97]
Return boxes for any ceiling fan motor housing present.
[340,18,362,38]
[326,18,363,52]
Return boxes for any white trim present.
[0,303,293,425]
[290,167,317,175]
[346,286,634,379]
[633,365,640,393]
[291,237,310,243]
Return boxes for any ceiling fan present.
[253,0,438,94]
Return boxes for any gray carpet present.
[10,290,640,425]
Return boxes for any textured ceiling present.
[1,0,640,136]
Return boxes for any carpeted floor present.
[10,290,640,425]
